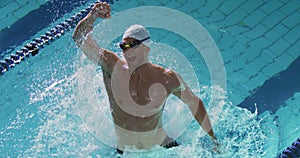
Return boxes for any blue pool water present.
[0,0,299,157]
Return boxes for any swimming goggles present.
[119,37,150,51]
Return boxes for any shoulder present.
[151,64,182,89]
[150,64,174,76]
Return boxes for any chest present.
[110,69,170,105]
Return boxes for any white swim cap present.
[122,24,151,45]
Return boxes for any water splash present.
[20,58,266,157]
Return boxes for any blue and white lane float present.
[0,0,118,75]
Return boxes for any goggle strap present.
[140,37,150,42]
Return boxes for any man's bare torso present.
[102,62,180,150]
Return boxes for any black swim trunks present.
[116,140,179,155]
[163,140,180,148]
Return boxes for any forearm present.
[191,99,216,140]
[72,11,97,45]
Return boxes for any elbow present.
[72,32,81,46]
[72,31,77,41]
[72,27,81,42]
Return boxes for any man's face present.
[121,38,146,62]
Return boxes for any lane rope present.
[0,0,118,75]
[279,137,300,158]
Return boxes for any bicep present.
[78,34,102,64]
[173,84,195,103]
[77,33,119,72]
[172,74,198,105]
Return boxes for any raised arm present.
[172,73,216,140]
[72,2,118,72]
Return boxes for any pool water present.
[0,0,299,157]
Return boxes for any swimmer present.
[73,2,219,155]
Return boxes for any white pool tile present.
[208,10,225,22]
[179,0,202,13]
[250,53,270,69]
[237,82,251,97]
[0,10,7,20]
[224,25,250,36]
[260,0,283,14]
[261,63,283,79]
[194,5,212,18]
[223,8,248,27]
[275,53,295,69]
[0,0,11,7]
[223,43,246,62]
[228,71,249,85]
[261,10,286,29]
[240,0,265,14]
[229,55,249,72]
[243,24,268,39]
[283,25,300,44]
[246,37,272,60]
[226,86,245,104]
[15,0,27,6]
[205,0,223,12]
[242,49,262,64]
[36,0,49,5]
[279,1,300,15]
[0,2,20,18]
[207,27,222,42]
[286,40,300,59]
[234,34,251,45]
[13,3,36,19]
[261,53,289,76]
[242,62,262,78]
[245,72,268,90]
[219,0,244,15]
[0,0,45,31]
[163,0,184,9]
[221,51,235,64]
[282,10,300,29]
[265,23,289,42]
[263,48,278,60]
[242,9,267,28]
[259,49,276,64]
[219,34,236,49]
[0,13,17,30]
[269,39,292,56]
[279,0,289,3]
